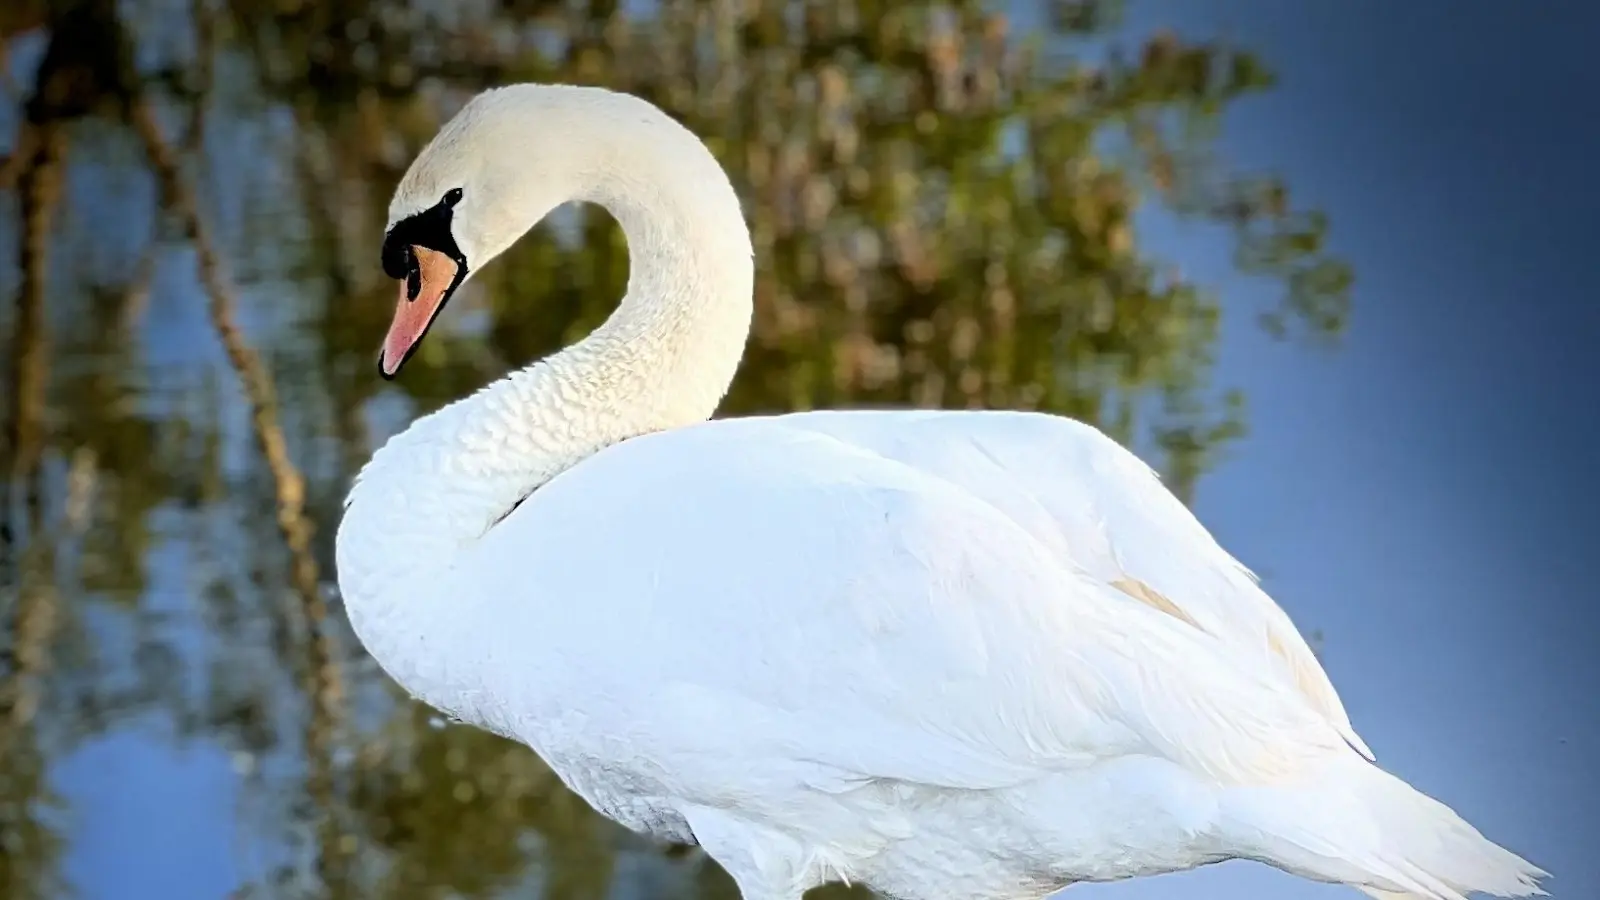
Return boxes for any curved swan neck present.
[338,87,754,597]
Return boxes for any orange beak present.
[379,245,461,379]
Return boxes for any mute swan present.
[335,83,1546,900]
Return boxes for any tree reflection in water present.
[0,1,1349,898]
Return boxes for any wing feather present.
[465,419,1353,817]
[782,410,1374,761]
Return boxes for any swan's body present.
[336,84,1546,900]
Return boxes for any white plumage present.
[335,83,1547,900]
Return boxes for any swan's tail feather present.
[1220,756,1547,900]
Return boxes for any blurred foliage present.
[0,0,1350,898]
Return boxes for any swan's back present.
[758,408,1369,756]
[449,409,1350,787]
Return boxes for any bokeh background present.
[1,1,1595,899]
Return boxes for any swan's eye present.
[442,187,463,208]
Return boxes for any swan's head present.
[376,85,614,378]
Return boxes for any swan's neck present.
[335,115,753,664]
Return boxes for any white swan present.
[335,83,1546,900]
